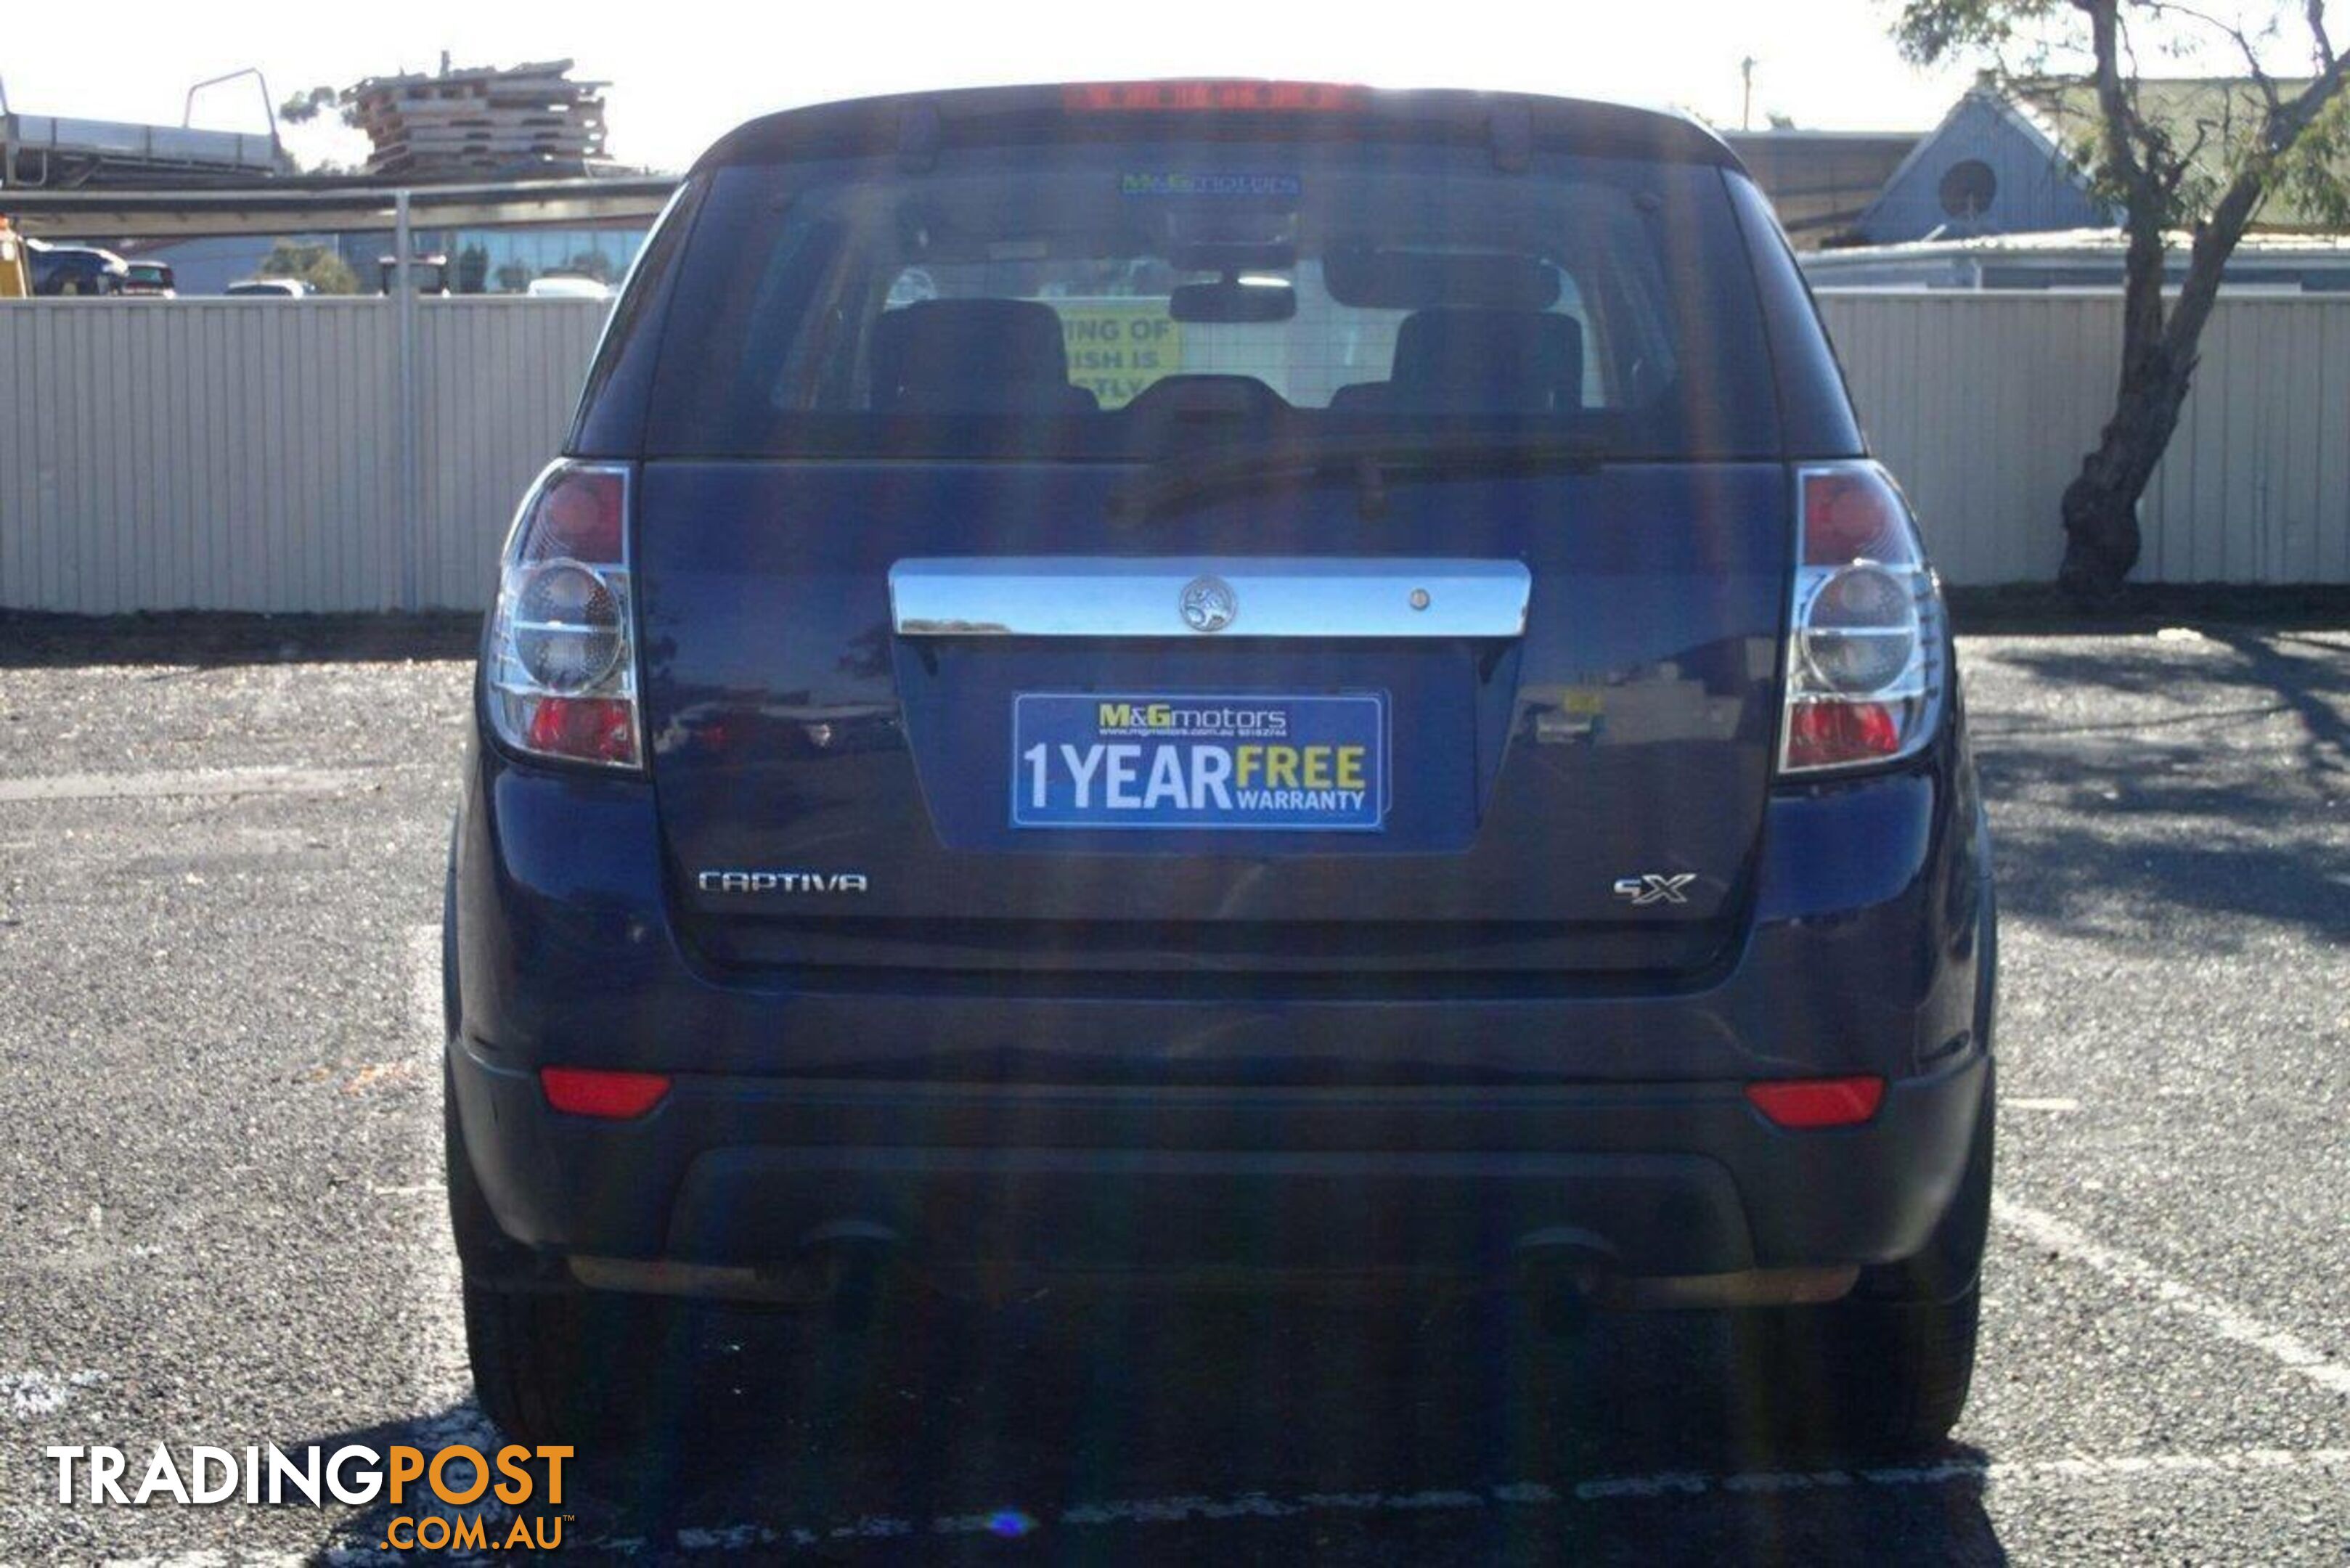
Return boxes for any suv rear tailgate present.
[636,459,1787,978]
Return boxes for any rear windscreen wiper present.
[1105,431,1617,525]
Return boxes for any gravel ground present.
[0,626,2344,1564]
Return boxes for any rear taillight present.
[486,461,640,769]
[1779,462,1947,775]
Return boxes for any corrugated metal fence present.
[1819,292,2350,587]
[0,298,606,614]
[4,291,2349,613]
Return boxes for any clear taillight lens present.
[1779,462,1946,775]
[486,461,640,769]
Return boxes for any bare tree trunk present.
[2056,363,2183,601]
[2054,0,2349,603]
[2058,171,2268,603]
[2058,155,2177,601]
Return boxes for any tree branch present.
[2163,36,2350,364]
[2087,0,2150,190]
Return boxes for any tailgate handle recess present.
[889,558,1530,640]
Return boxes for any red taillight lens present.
[527,467,624,563]
[1803,471,1906,565]
[1784,701,1900,769]
[524,696,637,764]
[1062,81,1371,113]
[540,1067,672,1119]
[486,461,640,770]
[1745,1076,1885,1129]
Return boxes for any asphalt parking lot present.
[1,623,2345,1564]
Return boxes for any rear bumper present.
[449,722,1996,1292]
[449,1035,1989,1287]
[452,740,1992,1088]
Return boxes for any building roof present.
[1802,224,2350,291]
[1719,128,1923,240]
[0,174,677,240]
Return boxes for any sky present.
[7,0,1993,173]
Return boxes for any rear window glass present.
[644,139,1781,461]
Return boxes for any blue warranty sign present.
[1012,693,1389,832]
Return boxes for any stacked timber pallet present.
[348,59,608,178]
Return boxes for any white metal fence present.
[1819,291,2350,587]
[4,291,2349,614]
[0,298,607,615]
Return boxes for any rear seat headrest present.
[1390,307,1584,413]
[870,298,1094,414]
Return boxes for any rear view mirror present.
[1169,277,1297,324]
[1323,244,1561,311]
[1170,240,1299,274]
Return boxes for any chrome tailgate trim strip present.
[889,558,1531,639]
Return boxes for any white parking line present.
[0,1368,106,1418]
[0,767,361,804]
[572,1447,2350,1553]
[383,926,2342,1557]
[1995,1197,2350,1397]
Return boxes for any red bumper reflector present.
[540,1067,672,1119]
[1745,1076,1885,1129]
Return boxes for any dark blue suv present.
[444,82,1997,1455]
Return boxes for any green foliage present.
[277,86,340,126]
[257,240,359,296]
[1894,0,2063,66]
[455,244,490,295]
[560,250,616,284]
[2269,90,2350,226]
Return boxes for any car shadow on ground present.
[1972,630,2350,943]
[306,1292,2006,1565]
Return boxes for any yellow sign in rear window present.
[1055,299,1180,408]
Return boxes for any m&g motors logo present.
[46,1442,574,1553]
[1094,701,1289,738]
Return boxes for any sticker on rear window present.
[1119,172,1302,199]
[1013,693,1387,832]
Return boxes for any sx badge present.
[1613,873,1696,906]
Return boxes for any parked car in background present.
[224,277,310,298]
[378,254,451,295]
[26,239,128,295]
[122,261,177,298]
[524,274,612,300]
[446,83,1998,1458]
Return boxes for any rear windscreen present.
[643,139,1783,461]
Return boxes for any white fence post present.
[393,189,419,613]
